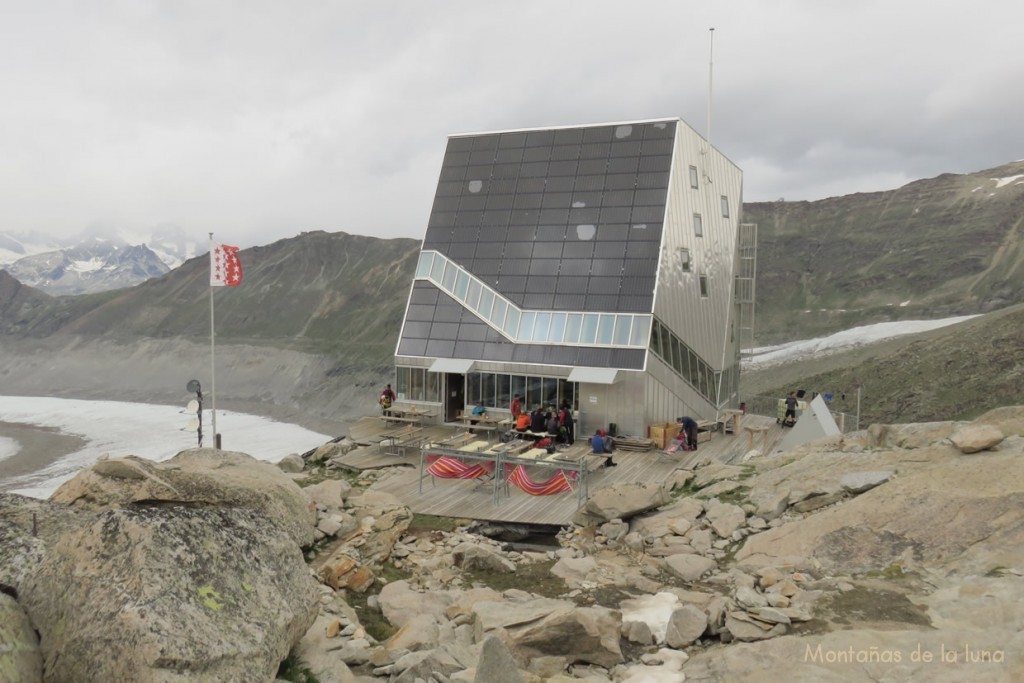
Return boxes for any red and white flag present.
[210,243,243,287]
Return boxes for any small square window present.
[699,274,709,297]
[689,165,699,189]
[693,213,703,237]
[721,195,730,218]
[679,247,691,272]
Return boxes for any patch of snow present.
[971,186,983,192]
[993,174,1024,189]
[68,257,106,273]
[620,591,679,644]
[899,299,911,307]
[0,396,330,498]
[744,315,979,370]
[0,436,19,462]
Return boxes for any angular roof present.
[399,119,681,370]
[424,120,676,312]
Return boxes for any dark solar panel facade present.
[421,121,674,313]
[401,120,675,368]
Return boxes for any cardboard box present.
[649,423,678,449]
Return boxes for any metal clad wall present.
[577,372,646,437]
[643,354,715,425]
[655,121,743,367]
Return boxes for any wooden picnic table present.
[379,415,422,425]
[394,406,436,418]
[377,425,425,454]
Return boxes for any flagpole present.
[209,232,218,446]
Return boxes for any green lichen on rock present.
[197,585,225,611]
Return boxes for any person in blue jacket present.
[591,429,617,467]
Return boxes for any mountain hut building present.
[392,118,754,438]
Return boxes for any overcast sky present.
[2,0,1021,248]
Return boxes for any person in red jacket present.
[511,393,523,420]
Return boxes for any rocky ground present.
[3,408,1024,682]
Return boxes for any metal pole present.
[856,385,862,430]
[707,27,715,147]
[209,232,218,445]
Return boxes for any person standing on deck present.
[511,393,523,421]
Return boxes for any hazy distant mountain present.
[0,231,64,266]
[0,223,201,295]
[5,239,170,295]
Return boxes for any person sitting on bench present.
[530,407,547,434]
[591,429,617,467]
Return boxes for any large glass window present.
[543,377,559,408]
[693,213,703,237]
[441,262,457,292]
[613,315,631,346]
[721,195,730,218]
[630,316,651,347]
[466,372,481,405]
[526,376,543,410]
[596,314,615,344]
[416,252,433,278]
[511,375,526,406]
[519,311,536,340]
[699,274,709,297]
[689,165,699,189]
[454,271,469,300]
[496,374,511,409]
[396,366,410,400]
[503,307,520,338]
[489,298,508,328]
[534,312,551,342]
[549,313,566,342]
[565,314,582,344]
[477,289,494,318]
[580,314,599,344]
[558,379,577,411]
[426,370,441,403]
[466,279,482,309]
[481,373,496,407]
[429,255,445,281]
[647,317,720,404]
[410,368,425,401]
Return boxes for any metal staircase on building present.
[736,222,758,353]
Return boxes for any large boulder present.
[379,580,454,628]
[736,445,1024,575]
[0,493,86,592]
[572,482,671,526]
[342,490,412,563]
[950,424,1005,454]
[664,554,717,581]
[19,505,319,683]
[472,597,623,667]
[630,497,704,539]
[49,449,317,547]
[0,592,42,683]
[452,542,516,573]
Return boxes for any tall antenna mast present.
[707,27,715,148]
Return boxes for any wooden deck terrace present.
[334,414,789,526]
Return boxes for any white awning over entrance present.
[428,358,475,374]
[567,367,619,384]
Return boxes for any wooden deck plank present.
[343,412,790,526]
